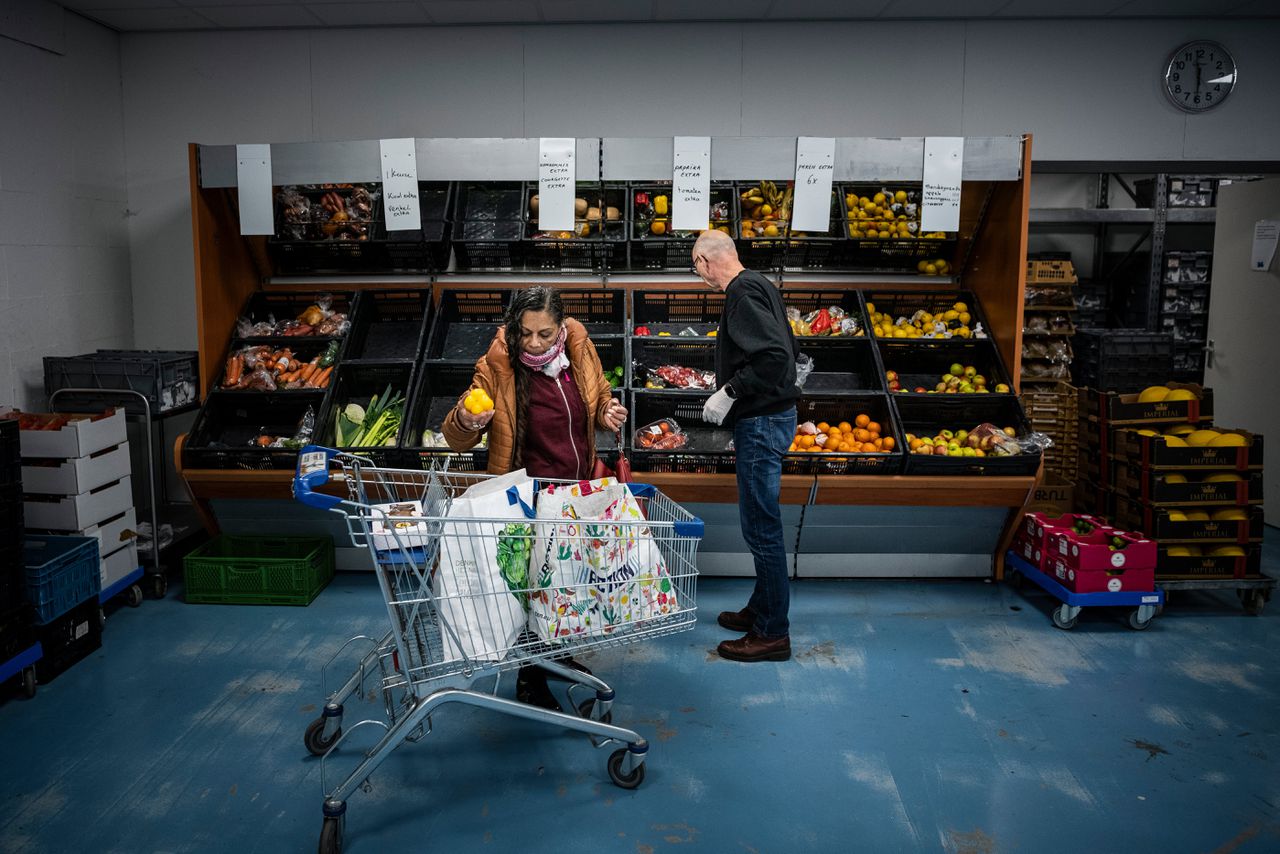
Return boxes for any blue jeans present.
[733,407,796,638]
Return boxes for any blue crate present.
[23,535,101,625]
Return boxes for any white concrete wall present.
[0,10,134,409]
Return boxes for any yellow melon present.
[1165,546,1200,557]
[1184,511,1211,521]
[1164,388,1198,401]
[1137,386,1171,403]
[1165,424,1197,435]
[1162,436,1188,447]
[1163,474,1188,483]
[1136,429,1160,437]
[1208,432,1248,447]
[1211,508,1248,521]
[1186,430,1222,447]
[1167,510,1188,521]
[1203,473,1244,483]
[1210,546,1246,557]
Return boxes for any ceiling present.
[54,0,1278,32]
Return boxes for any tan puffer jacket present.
[442,318,616,474]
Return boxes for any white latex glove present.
[702,386,733,426]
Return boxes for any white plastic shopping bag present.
[433,469,535,663]
[528,478,678,643]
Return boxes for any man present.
[693,230,799,663]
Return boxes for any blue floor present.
[2,536,1278,853]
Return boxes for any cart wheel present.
[1243,590,1265,616]
[152,574,169,599]
[1052,605,1078,631]
[1128,609,1153,631]
[305,718,342,756]
[318,816,342,854]
[607,748,645,790]
[21,668,36,699]
[576,698,613,725]
[126,584,144,608]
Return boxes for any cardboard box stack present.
[16,409,140,594]
[1020,380,1079,509]
[1022,258,1077,387]
[1075,384,1265,581]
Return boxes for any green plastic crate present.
[183,535,335,606]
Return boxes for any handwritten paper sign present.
[673,136,711,232]
[1253,220,1279,272]
[235,144,274,236]
[920,137,964,234]
[792,137,835,233]
[379,138,420,232]
[538,138,576,232]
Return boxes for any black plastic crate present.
[184,392,326,470]
[786,394,903,475]
[383,218,452,273]
[894,395,1040,476]
[454,182,526,221]
[269,184,385,273]
[424,290,511,363]
[1160,316,1207,344]
[235,291,355,340]
[631,290,725,337]
[780,289,869,338]
[628,183,737,270]
[735,182,789,269]
[452,219,526,271]
[631,338,717,392]
[322,364,415,466]
[524,184,627,272]
[34,596,101,684]
[863,290,993,343]
[0,599,33,666]
[345,290,433,361]
[1135,175,1217,208]
[877,339,1014,396]
[214,339,339,393]
[558,288,627,338]
[44,350,199,415]
[799,339,884,394]
[403,363,490,472]
[1073,329,1174,393]
[838,184,956,272]
[1164,250,1212,284]
[630,391,735,474]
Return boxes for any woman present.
[443,286,628,709]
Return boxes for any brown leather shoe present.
[717,632,791,662]
[717,607,755,633]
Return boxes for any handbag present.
[591,430,631,483]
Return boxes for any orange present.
[788,442,798,452]
[867,421,881,435]
[862,442,878,453]
[854,429,871,443]
[838,421,853,433]
[882,437,895,451]
[855,414,870,428]
[873,438,884,449]
[817,422,831,433]
[800,435,814,448]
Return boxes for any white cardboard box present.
[24,476,133,531]
[16,409,127,459]
[22,443,131,495]
[101,540,139,590]
[80,507,138,557]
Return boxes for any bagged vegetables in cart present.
[528,478,678,643]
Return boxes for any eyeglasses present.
[690,254,707,274]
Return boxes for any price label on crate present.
[235,144,274,236]
[673,136,711,232]
[792,137,835,233]
[538,138,576,232]
[921,136,963,233]
[379,138,420,232]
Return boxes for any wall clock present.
[1164,41,1236,112]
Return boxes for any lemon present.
[894,190,907,203]
[916,261,929,272]
[953,302,968,313]
[924,263,937,275]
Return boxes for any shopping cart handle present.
[293,445,343,510]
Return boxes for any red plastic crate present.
[1045,558,1156,594]
[1045,527,1157,573]
[1020,512,1112,569]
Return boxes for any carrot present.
[299,362,317,382]
[225,353,244,387]
[312,366,333,388]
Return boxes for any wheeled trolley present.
[294,447,702,854]
[1006,552,1165,630]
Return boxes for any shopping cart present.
[293,446,702,854]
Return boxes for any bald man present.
[692,230,799,662]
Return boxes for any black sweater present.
[714,270,799,426]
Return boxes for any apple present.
[963,366,977,379]
[949,363,964,376]
[885,370,899,382]
[973,375,987,386]
[995,383,1010,393]
[914,386,927,393]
